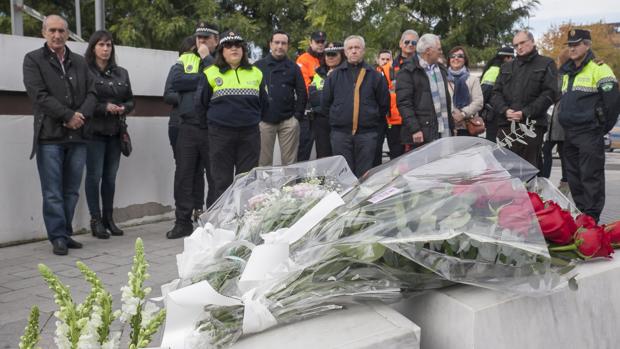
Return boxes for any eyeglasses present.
[513,39,531,48]
[403,40,417,46]
[449,53,465,59]
[222,41,243,49]
[325,51,339,57]
[314,40,325,44]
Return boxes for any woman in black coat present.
[84,30,134,239]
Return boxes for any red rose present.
[498,202,533,236]
[575,214,597,229]
[575,226,614,258]
[528,192,545,213]
[535,201,576,245]
[486,180,517,204]
[603,221,620,245]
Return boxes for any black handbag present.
[119,116,132,157]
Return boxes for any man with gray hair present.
[396,33,453,149]
[491,30,558,168]
[23,15,96,255]
[321,35,389,177]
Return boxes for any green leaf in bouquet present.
[439,211,472,230]
[477,243,498,262]
[457,236,471,254]
[441,241,455,256]
[335,243,387,263]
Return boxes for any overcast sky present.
[527,0,620,39]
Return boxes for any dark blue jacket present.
[167,53,213,128]
[254,54,307,123]
[321,61,389,132]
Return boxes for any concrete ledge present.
[391,257,620,349]
[232,302,421,349]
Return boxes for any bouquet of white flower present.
[159,138,574,349]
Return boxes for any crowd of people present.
[23,14,620,255]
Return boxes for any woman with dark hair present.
[84,30,134,239]
[307,41,345,158]
[446,46,483,136]
[196,30,268,202]
[480,46,514,142]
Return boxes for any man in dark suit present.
[23,14,96,255]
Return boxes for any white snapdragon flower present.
[140,301,160,327]
[101,332,120,349]
[119,285,140,322]
[53,321,71,349]
[77,305,103,349]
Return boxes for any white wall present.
[0,33,178,96]
[0,115,175,244]
[0,34,180,244]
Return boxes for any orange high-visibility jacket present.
[296,52,321,92]
[378,63,402,126]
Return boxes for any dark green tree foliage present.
[1,0,537,62]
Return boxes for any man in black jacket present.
[255,30,307,166]
[491,31,558,168]
[23,15,96,255]
[322,35,389,177]
[166,21,218,239]
[396,33,453,149]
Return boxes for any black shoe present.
[91,215,110,239]
[52,239,68,255]
[166,224,193,239]
[103,211,124,236]
[66,237,83,249]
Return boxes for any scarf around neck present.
[448,67,471,109]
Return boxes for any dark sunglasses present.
[450,53,465,59]
[222,41,243,49]
[314,40,326,44]
[403,40,417,46]
[325,51,339,57]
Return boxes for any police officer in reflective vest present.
[166,21,218,239]
[559,29,620,222]
[196,31,269,202]
[480,47,514,142]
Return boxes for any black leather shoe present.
[103,211,124,236]
[66,237,83,249]
[52,239,68,255]
[166,224,193,239]
[91,215,110,239]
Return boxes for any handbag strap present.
[352,68,366,135]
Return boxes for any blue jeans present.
[85,137,121,216]
[36,143,87,242]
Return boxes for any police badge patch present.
[215,77,224,86]
[601,82,614,92]
[185,65,193,72]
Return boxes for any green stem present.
[548,244,577,252]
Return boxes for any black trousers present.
[386,124,404,159]
[540,140,567,181]
[485,118,498,143]
[209,124,260,202]
[174,124,215,227]
[170,125,205,210]
[373,121,387,166]
[563,128,606,222]
[298,116,315,161]
[312,113,332,158]
[331,130,377,178]
[498,125,545,170]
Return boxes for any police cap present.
[311,31,327,42]
[566,29,591,44]
[219,30,244,45]
[195,21,218,37]
[497,46,514,57]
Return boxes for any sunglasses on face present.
[403,40,417,46]
[450,53,465,59]
[325,51,339,57]
[222,41,243,49]
[314,40,325,44]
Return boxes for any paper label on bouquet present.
[261,191,345,245]
[239,244,290,291]
[160,281,241,349]
[368,186,402,204]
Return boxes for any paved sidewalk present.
[0,220,181,349]
[2,154,620,348]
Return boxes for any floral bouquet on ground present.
[158,138,578,349]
